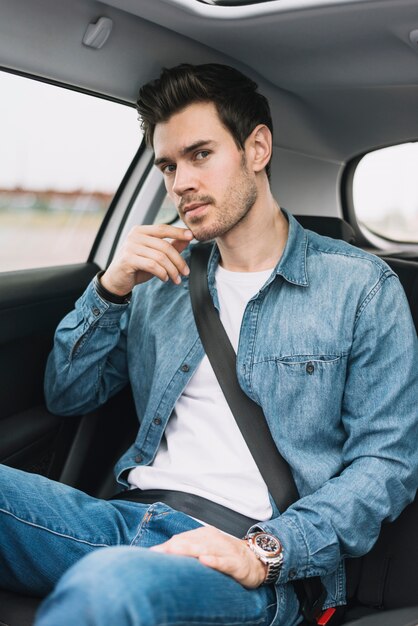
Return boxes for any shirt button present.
[288,568,297,579]
[181,364,190,372]
[306,361,315,375]
[92,307,100,316]
[153,417,162,425]
[135,454,143,463]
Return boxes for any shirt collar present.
[207,207,309,290]
[274,208,309,287]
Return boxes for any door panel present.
[0,263,98,479]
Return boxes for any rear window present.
[352,143,418,244]
[0,71,140,271]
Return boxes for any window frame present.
[342,145,418,254]
[0,67,144,272]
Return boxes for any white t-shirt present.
[128,264,273,520]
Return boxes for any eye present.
[162,163,176,175]
[195,150,210,161]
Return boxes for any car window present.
[0,71,140,271]
[352,143,418,244]
[154,194,178,225]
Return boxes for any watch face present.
[254,533,282,557]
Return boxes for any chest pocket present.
[276,354,347,429]
[276,354,342,375]
[275,354,345,398]
[251,353,348,447]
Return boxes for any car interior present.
[0,0,417,625]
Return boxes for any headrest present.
[294,215,356,245]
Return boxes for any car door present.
[0,70,143,497]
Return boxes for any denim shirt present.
[45,210,418,610]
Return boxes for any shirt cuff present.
[248,516,311,584]
[80,278,130,326]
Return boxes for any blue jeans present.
[0,465,301,626]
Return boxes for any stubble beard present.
[185,162,258,243]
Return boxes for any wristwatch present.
[244,531,284,585]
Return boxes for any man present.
[0,64,417,626]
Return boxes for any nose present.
[172,163,198,198]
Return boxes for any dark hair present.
[136,63,273,179]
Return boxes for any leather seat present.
[380,256,418,332]
[344,606,418,625]
[0,590,40,626]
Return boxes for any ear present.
[245,124,272,174]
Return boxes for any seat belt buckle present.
[300,584,327,623]
[316,607,337,625]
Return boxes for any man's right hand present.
[100,224,194,296]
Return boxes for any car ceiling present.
[2,0,418,163]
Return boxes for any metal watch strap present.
[244,532,284,585]
[264,560,283,585]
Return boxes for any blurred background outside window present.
[353,143,418,244]
[0,72,140,271]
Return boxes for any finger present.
[170,237,192,260]
[132,245,184,284]
[149,532,219,557]
[136,237,191,279]
[130,256,170,284]
[198,554,234,572]
[150,540,205,557]
[150,526,232,557]
[169,239,191,275]
[140,224,193,242]
[198,555,259,588]
[198,555,243,580]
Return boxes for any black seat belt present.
[189,243,330,625]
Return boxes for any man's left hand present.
[150,526,267,588]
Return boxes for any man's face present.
[153,102,258,242]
